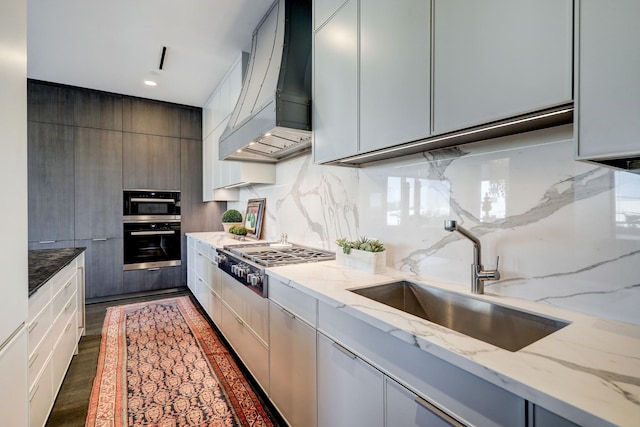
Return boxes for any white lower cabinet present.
[0,328,28,427]
[27,253,84,427]
[269,300,317,427]
[219,301,269,392]
[386,377,462,427]
[317,332,384,427]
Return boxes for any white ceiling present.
[27,0,274,107]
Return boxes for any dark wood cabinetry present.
[78,238,124,299]
[72,89,123,130]
[74,128,123,240]
[123,266,182,293]
[123,98,181,137]
[28,80,214,299]
[27,80,73,125]
[122,133,181,190]
[28,122,75,243]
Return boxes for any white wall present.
[230,124,640,326]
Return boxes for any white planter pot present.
[336,249,386,274]
[222,222,242,232]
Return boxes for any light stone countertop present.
[187,232,640,426]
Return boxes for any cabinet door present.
[122,133,181,190]
[0,329,28,427]
[576,0,640,160]
[181,138,222,233]
[312,0,358,163]
[317,333,384,427]
[72,89,123,130]
[269,301,317,427]
[314,0,348,31]
[28,122,75,243]
[180,107,202,140]
[432,0,573,133]
[122,98,181,137]
[27,80,73,125]
[359,0,430,153]
[74,128,123,240]
[530,404,579,427]
[386,377,463,427]
[78,238,123,299]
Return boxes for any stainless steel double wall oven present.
[123,190,181,270]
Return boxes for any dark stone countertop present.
[29,247,86,297]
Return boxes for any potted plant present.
[335,236,386,274]
[228,225,248,238]
[221,209,243,232]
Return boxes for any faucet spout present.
[444,220,500,294]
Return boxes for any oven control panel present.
[217,250,266,297]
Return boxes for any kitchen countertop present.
[188,232,640,426]
[28,247,86,297]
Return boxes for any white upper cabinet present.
[202,53,274,201]
[359,0,430,153]
[576,0,640,166]
[313,0,359,164]
[432,0,573,134]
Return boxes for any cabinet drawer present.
[29,360,53,427]
[220,301,269,393]
[52,315,78,395]
[208,287,222,327]
[28,334,51,390]
[28,304,51,355]
[51,273,76,316]
[268,277,317,327]
[318,301,525,427]
[195,240,210,257]
[50,292,77,346]
[50,262,76,297]
[207,244,218,261]
[221,273,269,343]
[28,284,51,323]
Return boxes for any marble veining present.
[260,258,640,426]
[28,247,86,296]
[228,124,640,326]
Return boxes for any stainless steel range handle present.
[130,230,175,236]
[130,198,175,203]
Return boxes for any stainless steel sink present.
[350,281,569,352]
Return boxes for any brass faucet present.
[444,220,500,294]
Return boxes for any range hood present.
[219,0,311,163]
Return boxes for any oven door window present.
[124,223,181,268]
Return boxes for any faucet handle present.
[495,255,500,270]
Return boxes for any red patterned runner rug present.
[85,296,274,427]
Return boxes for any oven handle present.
[130,230,176,236]
[130,197,175,203]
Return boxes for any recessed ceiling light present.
[144,80,157,87]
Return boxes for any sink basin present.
[350,281,569,352]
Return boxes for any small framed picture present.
[244,198,266,239]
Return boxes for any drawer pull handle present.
[65,280,72,289]
[147,268,160,272]
[38,240,55,244]
[414,396,465,427]
[29,384,40,402]
[65,301,73,311]
[234,315,244,326]
[92,238,108,241]
[280,307,296,319]
[65,322,72,332]
[28,321,38,333]
[332,342,357,360]
[28,352,39,368]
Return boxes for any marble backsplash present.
[228,124,640,325]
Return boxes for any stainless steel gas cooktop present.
[222,242,335,268]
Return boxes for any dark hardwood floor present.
[46,288,283,427]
